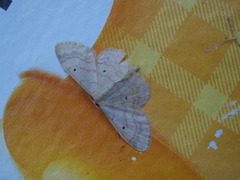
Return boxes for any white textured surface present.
[0,0,113,178]
[0,0,113,118]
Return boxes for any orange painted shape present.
[4,70,201,180]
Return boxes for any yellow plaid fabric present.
[94,0,240,179]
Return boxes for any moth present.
[55,41,151,152]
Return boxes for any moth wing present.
[99,72,151,152]
[95,48,130,99]
[100,104,150,152]
[101,72,150,107]
[55,41,97,95]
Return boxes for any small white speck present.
[221,106,240,120]
[208,141,218,150]
[215,129,223,138]
[131,157,137,161]
[222,101,237,108]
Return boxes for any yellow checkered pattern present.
[94,0,240,179]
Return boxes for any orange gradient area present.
[3,70,201,179]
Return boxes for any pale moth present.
[55,41,151,152]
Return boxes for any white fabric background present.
[0,0,113,179]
